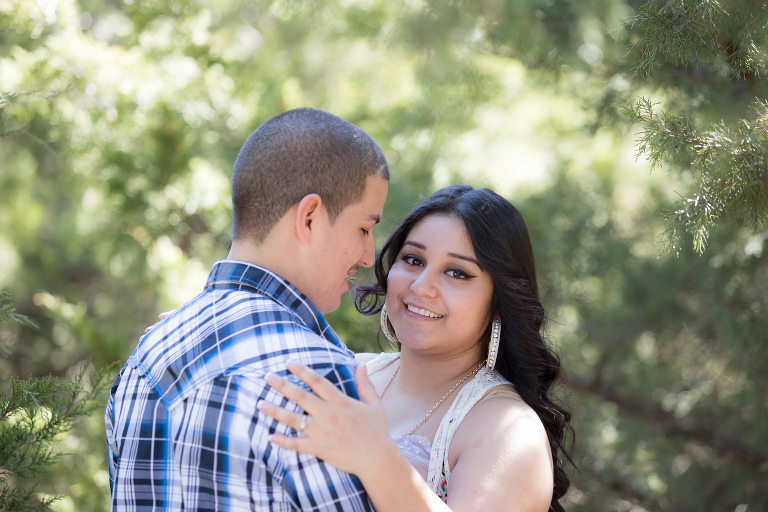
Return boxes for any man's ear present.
[294,193,324,248]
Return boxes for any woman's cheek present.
[386,264,410,291]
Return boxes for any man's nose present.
[359,232,375,268]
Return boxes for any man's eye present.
[362,229,370,236]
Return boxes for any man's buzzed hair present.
[231,108,390,244]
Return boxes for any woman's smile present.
[403,303,444,320]
[386,214,493,353]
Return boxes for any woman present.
[257,185,574,511]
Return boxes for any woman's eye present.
[446,269,469,279]
[402,255,423,266]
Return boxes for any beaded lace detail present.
[394,434,431,478]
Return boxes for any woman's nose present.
[410,269,438,298]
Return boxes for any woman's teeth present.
[407,304,443,318]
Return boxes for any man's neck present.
[227,235,308,295]
[227,238,268,268]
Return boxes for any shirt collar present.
[204,259,346,350]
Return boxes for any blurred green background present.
[1,0,766,510]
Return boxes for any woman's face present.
[386,214,494,357]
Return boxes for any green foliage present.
[0,363,114,511]
[623,97,768,254]
[1,0,766,510]
[0,296,114,511]
[620,0,768,254]
[628,0,726,77]
[524,170,768,510]
[628,0,768,79]
[0,292,38,330]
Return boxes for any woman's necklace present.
[378,360,485,442]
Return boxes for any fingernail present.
[257,400,268,411]
[286,360,297,370]
[265,372,278,384]
[268,435,277,443]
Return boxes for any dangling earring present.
[486,319,501,371]
[380,303,399,344]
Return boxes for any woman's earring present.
[380,303,399,344]
[486,319,501,371]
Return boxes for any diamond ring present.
[297,414,308,433]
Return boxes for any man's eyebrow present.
[369,214,381,225]
[448,252,481,266]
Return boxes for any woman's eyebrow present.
[403,241,480,266]
[448,252,480,266]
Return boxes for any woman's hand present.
[258,360,397,478]
[261,361,450,512]
[144,310,175,334]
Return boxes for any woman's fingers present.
[264,371,324,415]
[354,363,379,405]
[260,362,392,477]
[144,310,176,333]
[258,400,306,431]
[267,433,319,457]
[286,360,347,403]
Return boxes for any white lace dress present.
[366,352,520,502]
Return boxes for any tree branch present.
[579,463,666,511]
[585,312,645,388]
[566,376,768,471]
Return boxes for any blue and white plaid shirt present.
[105,260,373,511]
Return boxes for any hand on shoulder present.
[354,352,380,365]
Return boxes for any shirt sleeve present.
[104,367,124,494]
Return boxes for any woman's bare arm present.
[446,398,553,511]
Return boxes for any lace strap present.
[365,352,400,375]
[477,386,522,404]
[426,368,512,501]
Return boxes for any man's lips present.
[345,268,358,289]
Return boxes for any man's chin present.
[318,295,343,316]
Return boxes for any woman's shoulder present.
[469,392,545,433]
[464,390,544,432]
[451,391,551,468]
[445,393,554,509]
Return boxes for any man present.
[105,108,389,511]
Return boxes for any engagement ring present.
[298,414,307,433]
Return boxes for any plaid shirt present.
[105,260,373,511]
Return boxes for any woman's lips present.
[403,303,444,320]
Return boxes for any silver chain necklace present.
[378,361,485,442]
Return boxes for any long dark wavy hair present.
[355,184,574,511]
